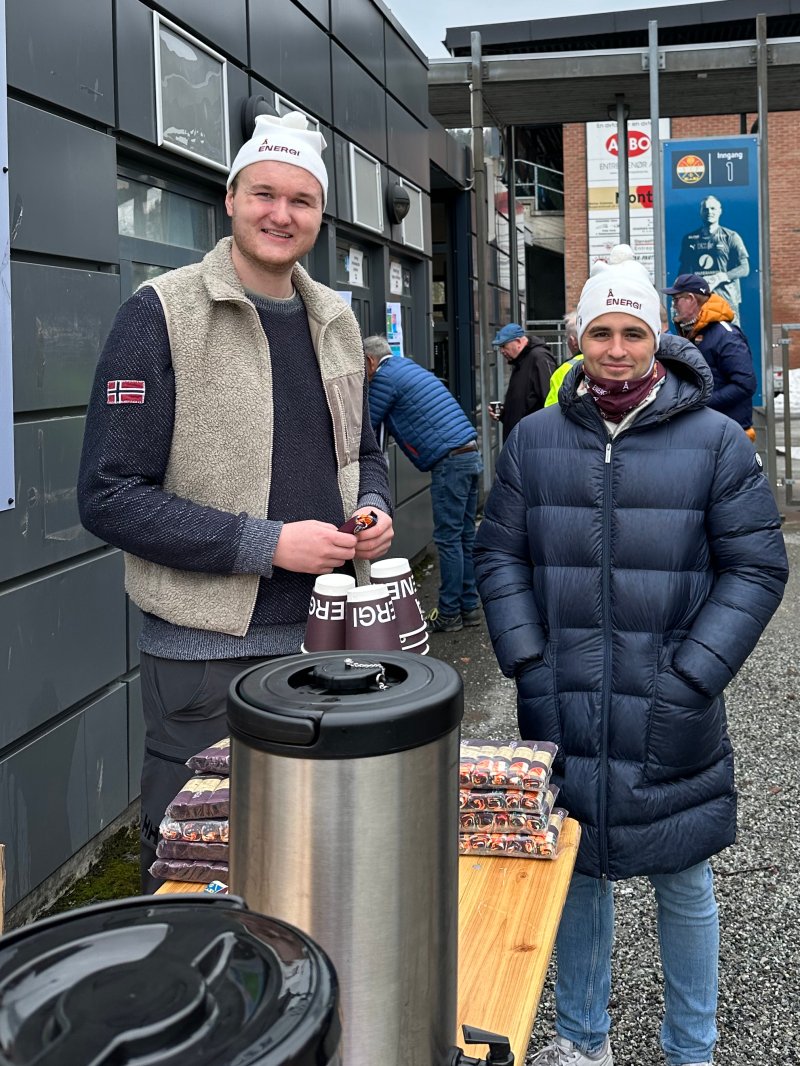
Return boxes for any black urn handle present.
[446,1024,515,1066]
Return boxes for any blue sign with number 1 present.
[662,136,763,405]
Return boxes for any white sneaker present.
[529,1035,613,1066]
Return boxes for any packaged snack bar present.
[459,785,559,814]
[459,739,558,789]
[156,839,229,862]
[165,775,230,819]
[185,736,230,775]
[338,510,378,534]
[459,798,556,834]
[458,808,567,860]
[159,817,229,843]
[204,880,228,894]
[149,858,229,884]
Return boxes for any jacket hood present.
[684,292,735,336]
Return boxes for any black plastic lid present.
[228,651,463,758]
[0,895,340,1066]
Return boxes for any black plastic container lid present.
[0,895,340,1066]
[228,651,463,758]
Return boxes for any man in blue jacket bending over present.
[364,335,482,633]
[474,248,788,1066]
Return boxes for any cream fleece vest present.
[125,237,368,637]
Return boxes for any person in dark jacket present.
[488,323,555,440]
[364,335,482,633]
[474,247,788,1066]
[665,272,757,439]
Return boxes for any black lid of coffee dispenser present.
[228,651,463,758]
[0,895,340,1066]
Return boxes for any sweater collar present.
[201,237,348,327]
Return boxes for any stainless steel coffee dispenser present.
[227,652,462,1066]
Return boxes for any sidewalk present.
[417,519,800,1066]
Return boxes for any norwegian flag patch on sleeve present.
[107,380,146,404]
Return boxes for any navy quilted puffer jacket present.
[475,338,788,881]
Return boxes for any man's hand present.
[273,520,357,574]
[352,507,393,561]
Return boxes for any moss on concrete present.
[39,826,140,918]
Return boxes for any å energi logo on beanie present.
[258,135,301,158]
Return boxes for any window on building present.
[399,179,424,251]
[154,13,230,172]
[117,171,221,297]
[274,95,320,132]
[349,145,383,234]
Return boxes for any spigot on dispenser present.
[447,1024,515,1066]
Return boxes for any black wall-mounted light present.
[241,95,279,139]
[387,182,411,225]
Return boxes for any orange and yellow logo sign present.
[675,154,706,184]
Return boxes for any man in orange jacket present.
[664,273,757,440]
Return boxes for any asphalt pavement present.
[416,509,800,1066]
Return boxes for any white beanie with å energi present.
[227,111,328,207]
[576,244,662,346]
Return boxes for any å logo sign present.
[605,131,651,157]
[676,154,706,184]
[351,602,396,627]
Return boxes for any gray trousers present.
[139,652,272,893]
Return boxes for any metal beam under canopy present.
[428,37,800,127]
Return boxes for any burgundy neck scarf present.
[583,360,666,423]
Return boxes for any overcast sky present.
[384,0,728,58]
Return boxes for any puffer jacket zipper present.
[599,437,613,882]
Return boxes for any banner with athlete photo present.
[662,136,763,405]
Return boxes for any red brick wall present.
[563,123,588,312]
[563,113,800,366]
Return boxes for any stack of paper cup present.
[302,573,356,652]
[370,558,429,655]
[345,583,403,652]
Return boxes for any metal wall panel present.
[295,0,330,28]
[0,417,102,584]
[250,0,333,125]
[11,263,119,413]
[156,0,248,64]
[392,492,430,563]
[5,0,115,125]
[8,101,118,263]
[0,685,130,908]
[394,447,431,504]
[331,0,384,83]
[126,673,144,804]
[332,44,387,161]
[226,64,250,161]
[0,552,127,749]
[386,96,430,191]
[84,685,130,836]
[115,0,156,144]
[385,25,429,122]
[0,713,87,909]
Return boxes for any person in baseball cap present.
[662,269,756,437]
[661,273,711,297]
[489,323,555,439]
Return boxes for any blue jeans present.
[555,862,718,1064]
[429,449,482,617]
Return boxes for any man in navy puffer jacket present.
[474,247,788,1066]
[365,335,482,632]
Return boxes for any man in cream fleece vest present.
[79,112,393,891]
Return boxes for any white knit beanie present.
[227,111,328,207]
[576,245,661,346]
